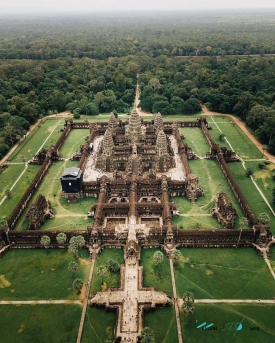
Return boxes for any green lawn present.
[144,305,178,343]
[9,119,65,163]
[244,160,275,213]
[174,248,275,299]
[180,127,210,157]
[181,303,275,343]
[172,159,244,229]
[269,246,275,273]
[0,304,81,343]
[90,248,124,293]
[228,163,275,232]
[206,116,262,159]
[81,307,117,343]
[59,128,89,159]
[15,160,97,231]
[140,248,173,295]
[0,164,40,220]
[0,249,90,300]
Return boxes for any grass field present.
[15,161,96,231]
[228,163,275,232]
[206,116,263,159]
[0,164,40,220]
[269,246,275,273]
[0,249,90,300]
[180,127,210,158]
[81,307,117,343]
[15,129,97,230]
[144,306,178,343]
[172,159,244,229]
[180,303,275,343]
[0,304,82,343]
[174,248,275,300]
[140,248,173,295]
[90,248,124,293]
[8,118,65,163]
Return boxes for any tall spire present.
[108,112,118,130]
[156,130,167,156]
[126,108,143,145]
[102,129,114,156]
[154,112,164,134]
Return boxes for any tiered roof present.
[156,130,167,156]
[108,112,118,130]
[102,129,114,156]
[127,108,142,144]
[154,112,164,134]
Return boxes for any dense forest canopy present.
[1,11,275,59]
[1,10,275,159]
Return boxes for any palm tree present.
[69,235,85,256]
[236,217,249,249]
[68,243,78,259]
[0,219,8,231]
[153,251,164,265]
[0,219,10,248]
[106,259,120,273]
[140,327,155,343]
[259,212,270,225]
[56,232,67,245]
[40,235,50,249]
[68,261,78,277]
[172,250,182,265]
[182,291,195,316]
[96,265,107,285]
[72,278,83,293]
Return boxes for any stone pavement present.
[83,136,112,182]
[90,214,170,342]
[91,254,170,343]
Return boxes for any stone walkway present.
[91,256,170,342]
[83,136,113,181]
[76,258,95,343]
[0,300,82,305]
[91,215,170,342]
[169,259,183,343]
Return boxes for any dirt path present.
[201,105,275,163]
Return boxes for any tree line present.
[1,11,275,60]
[0,56,137,159]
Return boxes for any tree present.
[69,236,85,256]
[153,251,164,265]
[0,220,8,231]
[140,327,155,343]
[172,250,182,265]
[239,217,249,228]
[246,168,253,177]
[72,278,83,293]
[259,212,270,225]
[272,187,275,206]
[106,259,120,273]
[96,265,107,285]
[236,217,249,249]
[40,235,50,249]
[68,242,78,257]
[149,78,161,93]
[56,232,67,245]
[4,189,12,198]
[0,142,9,159]
[68,261,78,277]
[219,133,225,141]
[182,291,195,315]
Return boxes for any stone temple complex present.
[64,109,205,341]
[1,108,273,343]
